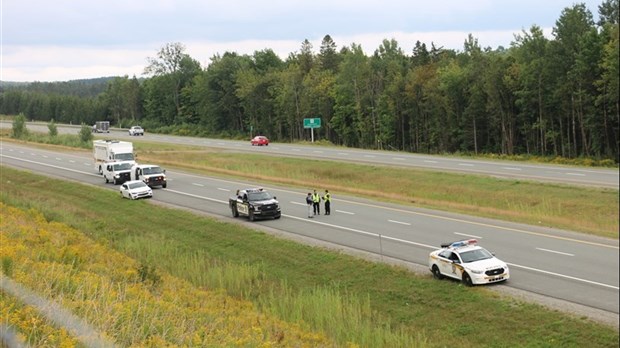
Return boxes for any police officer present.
[323,189,331,215]
[312,189,321,215]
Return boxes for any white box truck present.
[93,140,135,174]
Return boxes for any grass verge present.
[1,166,618,347]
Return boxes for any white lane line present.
[454,232,482,239]
[290,201,306,206]
[55,157,62,161]
[335,209,354,215]
[84,163,91,166]
[217,188,230,192]
[364,155,376,158]
[313,150,324,153]
[424,160,438,163]
[392,157,405,161]
[42,155,48,158]
[388,219,411,226]
[508,263,617,290]
[566,173,586,176]
[272,147,280,150]
[192,183,204,187]
[30,152,36,156]
[338,153,348,156]
[292,148,300,152]
[217,142,225,145]
[536,248,575,257]
[503,167,522,171]
[458,163,474,166]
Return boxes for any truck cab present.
[131,164,167,188]
[102,161,133,185]
[229,188,281,221]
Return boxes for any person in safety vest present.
[312,189,321,215]
[323,189,331,215]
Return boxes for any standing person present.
[323,189,331,215]
[306,192,314,218]
[312,189,321,215]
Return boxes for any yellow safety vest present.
[312,193,320,203]
[324,193,331,202]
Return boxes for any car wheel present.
[274,214,281,220]
[113,178,118,185]
[462,273,473,287]
[431,265,444,280]
[249,210,255,221]
[231,205,239,217]
[162,183,167,188]
[98,166,103,175]
[105,176,109,183]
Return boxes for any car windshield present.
[143,167,163,175]
[459,248,494,263]
[247,192,272,201]
[113,162,133,170]
[114,153,134,161]
[133,127,142,130]
[128,182,147,189]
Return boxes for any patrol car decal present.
[237,202,249,214]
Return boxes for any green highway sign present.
[303,118,321,128]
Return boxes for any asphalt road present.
[3,121,619,189]
[1,142,618,317]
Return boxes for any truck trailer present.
[93,140,135,174]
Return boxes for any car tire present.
[113,178,118,185]
[274,214,281,220]
[249,210,255,221]
[431,265,444,280]
[462,273,473,287]
[231,205,239,217]
[162,183,167,188]
[105,176,109,183]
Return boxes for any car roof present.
[125,180,146,185]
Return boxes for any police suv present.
[428,239,509,286]
[229,188,281,221]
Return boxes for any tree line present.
[1,1,618,161]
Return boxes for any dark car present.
[251,136,269,146]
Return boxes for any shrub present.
[11,113,28,138]
[48,119,58,137]
[79,123,93,143]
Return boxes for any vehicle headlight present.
[470,269,484,274]
[115,174,120,178]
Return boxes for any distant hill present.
[0,77,119,97]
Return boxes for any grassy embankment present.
[1,166,618,347]
[2,130,618,238]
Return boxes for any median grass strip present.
[1,166,618,347]
[3,130,617,238]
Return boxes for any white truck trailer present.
[93,140,135,174]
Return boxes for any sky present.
[0,0,605,82]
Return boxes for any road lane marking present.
[335,210,354,215]
[536,248,574,256]
[192,183,204,187]
[392,157,405,161]
[388,219,411,226]
[84,163,91,166]
[55,157,62,161]
[364,155,376,158]
[454,232,482,239]
[458,163,474,166]
[313,151,324,153]
[290,201,306,206]
[508,263,618,290]
[338,153,348,156]
[292,148,300,152]
[69,160,75,163]
[424,160,438,163]
[566,173,586,176]
[502,167,522,171]
[217,188,230,192]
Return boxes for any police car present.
[229,188,281,221]
[428,239,509,286]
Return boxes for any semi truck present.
[93,140,135,174]
[92,121,110,133]
[131,164,167,188]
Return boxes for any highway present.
[3,121,619,189]
[1,142,618,318]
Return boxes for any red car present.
[251,136,269,146]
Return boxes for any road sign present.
[303,118,321,128]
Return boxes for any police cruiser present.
[428,239,509,286]
[229,188,281,221]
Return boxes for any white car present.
[120,180,153,200]
[428,239,509,286]
[128,126,144,136]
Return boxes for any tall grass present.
[1,166,618,347]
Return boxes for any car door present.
[437,250,461,280]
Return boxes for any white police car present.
[428,239,509,286]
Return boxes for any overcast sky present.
[1,0,604,82]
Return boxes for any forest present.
[1,1,618,161]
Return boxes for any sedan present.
[120,180,153,200]
[251,135,269,146]
[428,239,509,286]
[128,126,144,136]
